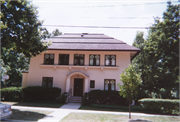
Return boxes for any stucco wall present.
[24,50,131,94]
[22,72,28,87]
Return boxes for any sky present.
[32,0,179,46]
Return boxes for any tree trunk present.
[129,100,131,119]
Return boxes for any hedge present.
[23,86,61,102]
[1,86,61,102]
[82,90,129,106]
[1,87,23,102]
[138,98,180,115]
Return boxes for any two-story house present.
[22,33,140,97]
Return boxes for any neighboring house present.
[22,33,140,97]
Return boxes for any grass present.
[60,112,180,122]
[9,109,53,121]
[79,104,179,116]
[1,101,64,108]
[80,105,146,113]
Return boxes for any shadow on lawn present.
[9,109,47,121]
[11,102,63,108]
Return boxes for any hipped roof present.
[42,33,140,60]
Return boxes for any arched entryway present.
[66,71,89,97]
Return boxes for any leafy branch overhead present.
[0,0,61,87]
[1,0,49,57]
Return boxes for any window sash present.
[42,77,53,87]
[44,54,54,65]
[89,55,100,66]
[105,55,116,66]
[59,54,69,65]
[74,54,84,65]
[90,80,95,88]
[104,79,115,91]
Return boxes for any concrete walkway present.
[38,103,81,122]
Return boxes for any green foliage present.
[118,65,141,101]
[132,4,179,98]
[1,47,30,87]
[60,92,68,104]
[52,29,62,37]
[1,0,49,57]
[0,0,62,87]
[139,98,180,115]
[82,92,89,105]
[22,86,61,102]
[1,86,61,102]
[83,90,128,106]
[1,87,23,102]
[1,28,61,87]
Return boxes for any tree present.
[1,27,61,87]
[40,27,51,40]
[52,29,62,37]
[118,65,141,119]
[132,4,179,98]
[1,47,30,87]
[0,0,61,87]
[1,0,49,57]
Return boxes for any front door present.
[74,78,83,96]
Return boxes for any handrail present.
[66,88,72,103]
[67,88,72,97]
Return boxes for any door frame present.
[73,78,84,96]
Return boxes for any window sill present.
[40,65,119,70]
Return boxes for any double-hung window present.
[42,77,53,87]
[89,55,100,66]
[59,54,69,65]
[104,79,115,91]
[44,54,54,65]
[105,55,116,66]
[74,54,85,65]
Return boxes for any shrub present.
[138,98,180,115]
[1,87,23,102]
[82,92,89,105]
[60,92,68,103]
[83,90,128,106]
[22,86,61,102]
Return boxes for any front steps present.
[69,96,82,103]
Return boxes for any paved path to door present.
[38,103,81,122]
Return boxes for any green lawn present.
[79,104,179,115]
[1,101,64,108]
[9,109,53,121]
[60,112,180,122]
